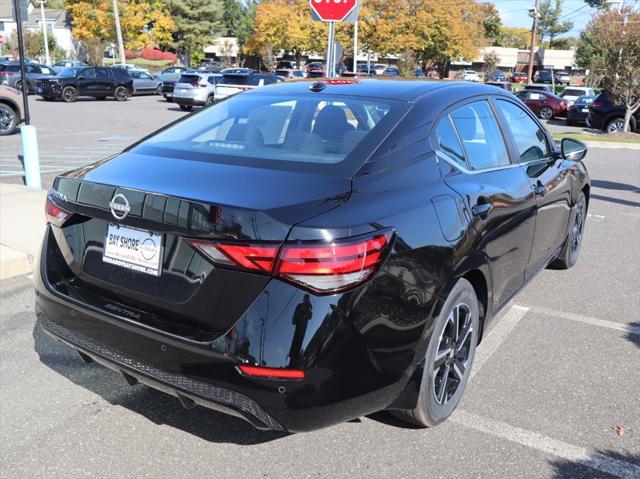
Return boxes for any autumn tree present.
[577,8,640,132]
[166,0,222,66]
[484,51,500,75]
[496,26,531,49]
[66,0,174,52]
[244,0,327,67]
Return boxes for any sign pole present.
[326,21,335,78]
[353,19,358,73]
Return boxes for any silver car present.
[0,62,56,94]
[172,72,221,111]
[129,70,162,95]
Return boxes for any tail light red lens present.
[237,365,305,380]
[592,101,603,108]
[45,194,71,227]
[189,229,394,294]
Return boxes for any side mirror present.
[561,138,587,161]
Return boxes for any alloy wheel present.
[0,105,16,133]
[432,303,474,406]
[114,87,128,101]
[571,197,586,257]
[62,87,78,103]
[606,119,624,133]
[540,107,553,120]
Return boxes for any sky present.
[492,0,599,37]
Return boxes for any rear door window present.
[496,100,551,163]
[435,116,466,167]
[450,101,510,170]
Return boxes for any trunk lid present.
[47,151,350,340]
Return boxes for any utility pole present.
[39,0,50,65]
[527,0,541,84]
[353,19,358,73]
[112,0,126,65]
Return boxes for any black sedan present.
[35,80,590,432]
[566,95,595,126]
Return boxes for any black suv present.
[36,66,133,103]
[534,69,553,84]
[588,92,640,133]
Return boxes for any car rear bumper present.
[34,225,424,432]
[172,97,206,106]
[38,313,285,431]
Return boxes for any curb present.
[582,141,640,150]
[0,244,32,280]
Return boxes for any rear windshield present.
[134,93,408,176]
[177,74,201,84]
[562,89,587,97]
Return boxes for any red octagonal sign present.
[310,0,358,21]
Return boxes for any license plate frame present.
[102,223,163,276]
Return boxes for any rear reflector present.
[45,194,72,227]
[237,365,305,380]
[188,229,394,294]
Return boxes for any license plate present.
[103,224,162,276]
[582,108,589,113]
[37,87,43,93]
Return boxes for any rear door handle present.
[471,202,493,217]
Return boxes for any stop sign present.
[310,0,358,21]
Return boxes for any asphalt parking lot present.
[1,94,639,478]
[0,94,593,189]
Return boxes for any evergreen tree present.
[166,0,222,65]
[537,0,574,48]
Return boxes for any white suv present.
[560,87,595,106]
[461,70,480,82]
[173,72,221,111]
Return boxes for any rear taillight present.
[0,71,15,75]
[189,229,394,294]
[592,101,604,108]
[198,82,207,87]
[45,194,71,227]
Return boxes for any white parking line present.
[451,410,640,479]
[469,305,529,380]
[521,305,640,336]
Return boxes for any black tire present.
[0,103,18,136]
[549,191,587,269]
[155,85,162,95]
[540,106,553,120]
[165,97,173,103]
[179,104,193,112]
[205,95,215,106]
[114,86,128,102]
[392,278,480,427]
[566,118,574,127]
[61,85,78,103]
[42,96,55,102]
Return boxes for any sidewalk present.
[0,183,47,279]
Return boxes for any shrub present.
[141,49,176,62]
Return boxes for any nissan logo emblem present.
[109,193,131,220]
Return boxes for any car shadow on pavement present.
[32,322,289,445]
[591,179,640,193]
[548,449,640,479]
[590,194,640,208]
